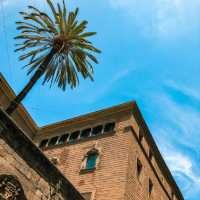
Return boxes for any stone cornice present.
[38,101,134,134]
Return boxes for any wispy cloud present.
[109,0,200,41]
[84,67,135,103]
[165,80,200,102]
[165,152,199,182]
[162,148,200,199]
[154,92,200,152]
[150,88,200,200]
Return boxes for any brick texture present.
[41,108,183,200]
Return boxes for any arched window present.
[0,175,27,200]
[81,149,100,172]
[86,152,98,170]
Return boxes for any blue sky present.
[0,0,200,199]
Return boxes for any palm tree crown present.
[6,0,100,115]
[15,0,100,90]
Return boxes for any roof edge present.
[39,101,136,133]
[0,73,38,133]
[132,102,184,200]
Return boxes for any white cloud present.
[84,67,135,103]
[109,0,200,40]
[165,80,200,102]
[165,150,200,195]
[164,151,195,180]
[149,89,200,199]
[162,148,200,198]
[153,92,200,152]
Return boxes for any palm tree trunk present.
[6,48,56,115]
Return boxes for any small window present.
[58,134,69,145]
[81,192,92,200]
[80,128,91,139]
[48,136,59,147]
[104,122,115,133]
[39,139,48,148]
[86,152,98,170]
[139,128,143,142]
[69,131,80,142]
[91,125,103,136]
[136,158,142,178]
[148,178,153,196]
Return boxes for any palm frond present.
[15,0,100,91]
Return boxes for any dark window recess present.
[136,158,142,178]
[69,131,80,142]
[39,139,48,148]
[48,136,59,146]
[139,128,144,142]
[58,134,69,144]
[81,192,92,200]
[91,125,103,136]
[149,178,153,196]
[80,128,91,139]
[86,153,98,170]
[104,122,115,133]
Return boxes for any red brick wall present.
[124,125,170,200]
[41,111,181,200]
[44,113,133,200]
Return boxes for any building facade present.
[0,108,84,200]
[0,73,184,200]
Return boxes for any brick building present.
[0,74,84,200]
[0,73,184,200]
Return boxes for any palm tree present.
[6,0,100,115]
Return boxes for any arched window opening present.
[39,139,49,148]
[69,131,80,142]
[91,125,103,136]
[48,136,59,147]
[57,134,69,145]
[86,152,98,170]
[136,158,142,179]
[148,178,153,197]
[0,175,27,200]
[104,122,115,133]
[81,148,100,172]
[139,128,144,142]
[80,128,91,139]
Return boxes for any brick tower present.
[36,102,184,200]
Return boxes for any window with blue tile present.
[86,153,98,170]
